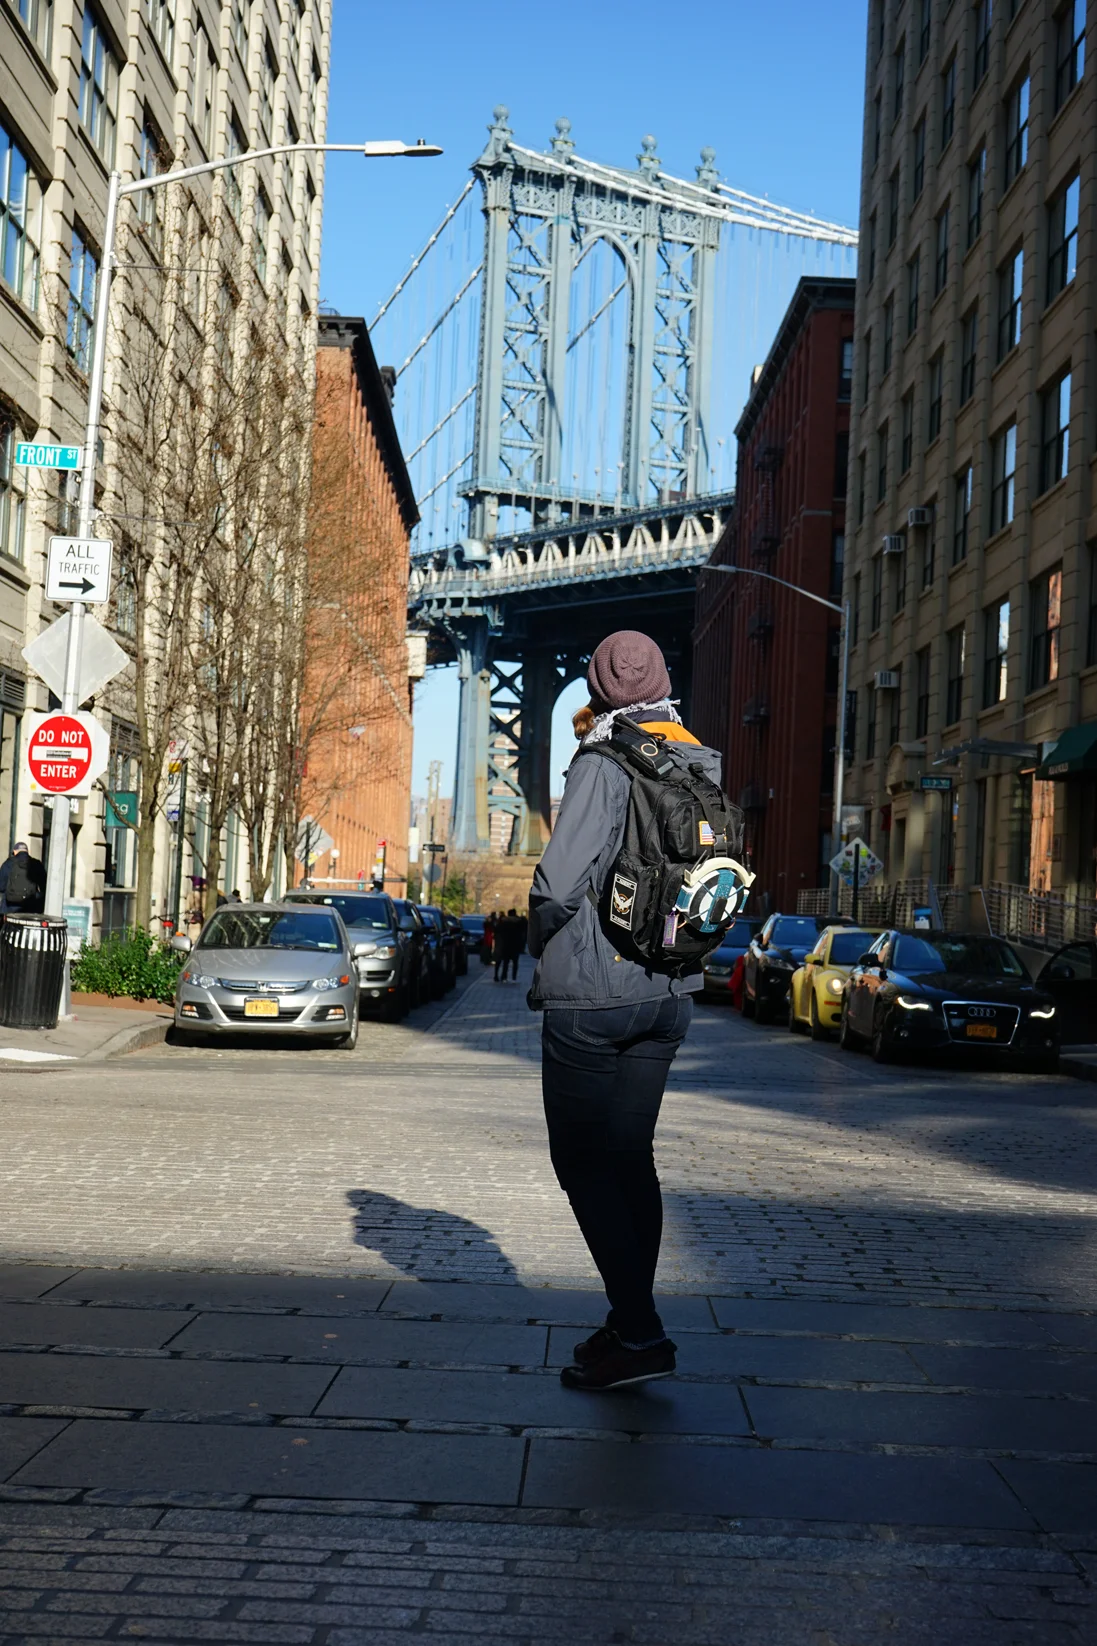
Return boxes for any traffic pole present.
[829,599,850,920]
[171,758,188,932]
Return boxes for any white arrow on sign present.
[46,535,113,604]
[22,612,130,707]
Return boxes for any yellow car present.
[788,926,883,1039]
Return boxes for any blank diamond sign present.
[22,612,131,706]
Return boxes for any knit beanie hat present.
[586,630,672,714]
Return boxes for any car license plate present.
[244,998,279,1018]
[966,1022,997,1039]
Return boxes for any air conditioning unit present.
[881,534,905,555]
[874,670,900,690]
[907,506,933,528]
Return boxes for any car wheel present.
[787,991,803,1033]
[335,1012,359,1050]
[1022,1053,1060,1075]
[810,992,830,1041]
[754,988,774,1025]
[398,983,411,1018]
[168,1024,204,1048]
[871,1014,896,1064]
[740,982,755,1019]
[839,1003,861,1051]
[431,970,446,1001]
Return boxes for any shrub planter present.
[71,992,172,1014]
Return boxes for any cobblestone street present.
[0,959,1094,1642]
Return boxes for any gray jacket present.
[527,733,723,1010]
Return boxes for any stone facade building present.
[845,0,1096,909]
[302,314,417,895]
[693,277,855,913]
[0,0,330,931]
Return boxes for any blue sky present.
[319,0,869,801]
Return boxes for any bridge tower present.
[448,109,724,855]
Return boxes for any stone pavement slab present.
[0,1303,193,1351]
[171,1313,549,1367]
[0,1267,76,1302]
[743,1383,1097,1452]
[379,1281,716,1330]
[997,1459,1097,1531]
[0,1416,67,1477]
[910,1343,1097,1395]
[546,1324,926,1381]
[0,1004,170,1065]
[709,1296,1073,1343]
[46,1272,392,1312]
[0,1353,335,1415]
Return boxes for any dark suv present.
[741,913,828,1024]
[285,890,411,1020]
[416,905,458,997]
[391,899,432,1006]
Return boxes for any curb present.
[84,1014,172,1062]
[1061,1054,1097,1085]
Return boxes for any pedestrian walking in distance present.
[494,908,523,982]
[529,630,739,1391]
[0,841,46,914]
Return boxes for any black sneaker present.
[560,1332,677,1390]
[572,1325,617,1366]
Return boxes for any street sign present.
[920,774,953,791]
[46,536,113,603]
[25,711,110,796]
[828,836,884,886]
[15,442,82,471]
[22,611,130,706]
[105,790,138,829]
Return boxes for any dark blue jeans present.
[541,994,693,1343]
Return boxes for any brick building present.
[693,277,855,914]
[303,315,418,892]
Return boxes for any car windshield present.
[198,910,342,952]
[289,894,391,930]
[894,936,1029,978]
[770,917,821,946]
[417,907,442,930]
[725,920,756,944]
[830,932,875,965]
[460,916,485,931]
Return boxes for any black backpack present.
[4,853,38,910]
[580,720,753,972]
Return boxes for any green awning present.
[1035,721,1097,779]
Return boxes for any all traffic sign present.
[25,711,110,796]
[46,536,113,604]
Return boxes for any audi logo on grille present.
[966,1006,996,1019]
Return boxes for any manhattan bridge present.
[371,108,857,856]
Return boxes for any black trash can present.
[0,915,68,1029]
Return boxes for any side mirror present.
[170,934,192,955]
[804,952,822,965]
[858,952,875,966]
[1046,962,1074,981]
[352,941,372,959]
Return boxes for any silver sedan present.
[172,904,362,1048]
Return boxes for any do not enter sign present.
[25,711,110,796]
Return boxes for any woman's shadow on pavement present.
[346,1188,518,1284]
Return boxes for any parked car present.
[391,898,432,1006]
[444,911,468,975]
[700,917,762,999]
[416,904,457,996]
[459,913,489,963]
[172,903,359,1047]
[840,929,1060,1069]
[1031,940,1097,1045]
[741,914,828,1023]
[788,925,883,1039]
[285,890,410,1020]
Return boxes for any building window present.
[67,226,98,373]
[11,0,52,56]
[941,57,957,149]
[983,598,1009,705]
[989,421,1017,532]
[231,0,251,59]
[996,245,1023,358]
[144,0,173,61]
[876,423,889,505]
[1055,0,1086,110]
[830,532,845,602]
[953,464,972,564]
[871,553,883,630]
[873,92,883,165]
[0,122,43,311]
[224,116,245,225]
[1004,76,1029,186]
[915,645,931,736]
[946,625,966,724]
[857,452,866,523]
[192,23,215,151]
[866,680,877,758]
[1039,368,1071,492]
[0,425,27,564]
[868,212,877,281]
[79,4,119,165]
[114,564,136,638]
[889,663,903,744]
[934,202,950,293]
[921,507,937,588]
[888,170,900,245]
[1087,546,1097,666]
[839,338,853,400]
[894,37,907,118]
[960,306,978,404]
[834,430,849,498]
[845,689,858,763]
[136,119,166,253]
[967,146,986,247]
[258,37,278,142]
[901,390,914,473]
[913,115,926,198]
[918,0,932,62]
[883,296,894,372]
[927,345,943,439]
[973,0,992,87]
[215,278,237,379]
[894,548,907,614]
[862,329,871,404]
[288,0,304,68]
[853,571,862,645]
[1029,567,1062,690]
[254,187,271,284]
[1047,175,1080,303]
[906,253,920,336]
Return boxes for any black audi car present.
[840,930,1060,1069]
[741,913,828,1024]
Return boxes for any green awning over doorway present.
[1035,721,1097,779]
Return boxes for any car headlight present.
[896,994,932,1011]
[827,975,845,995]
[312,974,351,990]
[1029,1004,1056,1019]
[185,971,218,989]
[767,958,793,971]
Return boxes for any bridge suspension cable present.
[371,178,476,327]
[405,384,476,463]
[396,263,483,377]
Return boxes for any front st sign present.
[15,442,82,471]
[25,711,110,797]
[46,536,113,604]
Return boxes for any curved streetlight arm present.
[120,139,441,198]
[701,561,851,917]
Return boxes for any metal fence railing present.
[984,882,1097,950]
[796,878,1095,948]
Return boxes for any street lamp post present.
[703,563,850,917]
[43,136,442,924]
